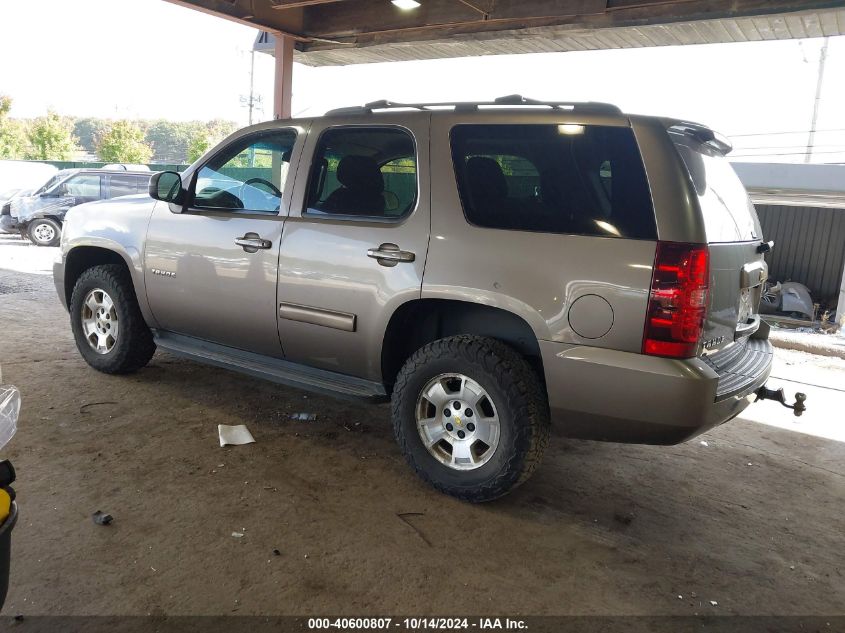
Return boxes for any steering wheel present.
[241,177,282,199]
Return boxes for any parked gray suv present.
[53,96,785,501]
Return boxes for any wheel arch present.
[381,298,545,393]
[63,246,134,309]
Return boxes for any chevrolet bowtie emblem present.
[454,416,462,426]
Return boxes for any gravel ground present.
[0,235,843,617]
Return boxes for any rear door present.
[276,115,430,381]
[106,174,140,199]
[670,132,767,354]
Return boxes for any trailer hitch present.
[755,386,807,417]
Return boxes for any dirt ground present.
[0,235,843,616]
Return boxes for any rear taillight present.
[643,241,710,359]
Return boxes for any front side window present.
[450,124,656,239]
[193,130,297,213]
[305,127,417,219]
[64,175,102,199]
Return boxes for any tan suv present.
[54,96,789,501]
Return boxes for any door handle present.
[235,233,272,252]
[367,243,415,267]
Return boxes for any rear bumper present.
[540,337,772,445]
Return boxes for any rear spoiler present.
[662,119,733,155]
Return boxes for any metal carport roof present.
[166,0,845,66]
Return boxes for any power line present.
[731,149,845,158]
[727,128,845,138]
[733,143,845,151]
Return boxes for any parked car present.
[102,164,151,172]
[54,96,789,501]
[0,161,59,236]
[3,169,152,247]
[0,160,58,198]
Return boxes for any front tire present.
[70,264,156,374]
[27,218,62,247]
[392,335,550,502]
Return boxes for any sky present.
[1,0,844,163]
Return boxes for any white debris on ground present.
[0,234,55,275]
[218,424,256,447]
[768,327,845,361]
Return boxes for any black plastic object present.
[757,240,775,254]
[0,501,17,611]
[755,385,807,417]
[0,461,15,489]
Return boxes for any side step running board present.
[153,331,388,403]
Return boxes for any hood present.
[10,194,68,222]
[63,194,155,225]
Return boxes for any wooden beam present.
[299,0,842,45]
[163,0,310,40]
[271,0,347,8]
[273,34,295,119]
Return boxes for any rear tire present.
[27,218,61,247]
[392,335,550,502]
[70,264,155,374]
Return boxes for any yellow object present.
[0,489,10,523]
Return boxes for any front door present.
[276,116,431,381]
[144,126,304,356]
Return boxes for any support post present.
[837,255,845,329]
[273,34,294,120]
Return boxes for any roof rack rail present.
[325,95,622,116]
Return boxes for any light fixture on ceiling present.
[558,124,585,135]
[392,0,421,10]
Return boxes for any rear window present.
[671,133,759,243]
[450,124,656,239]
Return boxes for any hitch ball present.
[755,386,807,417]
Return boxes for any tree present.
[73,118,108,154]
[187,134,210,163]
[0,95,28,160]
[25,111,78,160]
[97,120,153,164]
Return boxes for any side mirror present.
[149,171,185,205]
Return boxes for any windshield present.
[34,173,70,196]
[671,133,759,243]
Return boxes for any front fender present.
[57,196,158,325]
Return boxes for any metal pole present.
[805,36,830,164]
[248,49,256,125]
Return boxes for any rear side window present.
[671,133,759,243]
[305,127,417,219]
[450,124,656,239]
[109,175,147,198]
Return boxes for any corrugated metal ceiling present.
[276,8,845,66]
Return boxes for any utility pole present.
[239,48,263,126]
[805,36,830,164]
[248,49,256,125]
